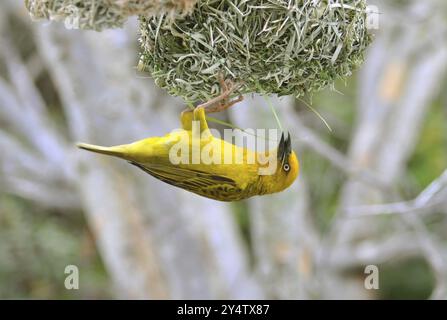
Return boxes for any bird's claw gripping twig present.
[197,73,244,114]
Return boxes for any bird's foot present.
[197,73,244,114]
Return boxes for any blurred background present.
[0,0,446,299]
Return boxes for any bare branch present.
[345,169,447,216]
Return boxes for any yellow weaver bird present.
[77,79,299,201]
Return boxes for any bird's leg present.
[218,72,228,92]
[201,92,244,114]
[180,108,194,130]
[197,74,244,114]
[180,74,243,128]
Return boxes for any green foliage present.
[25,0,197,31]
[378,258,435,300]
[0,195,111,299]
[407,99,447,190]
[231,201,254,264]
[139,0,372,103]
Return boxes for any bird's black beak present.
[285,132,291,155]
[277,132,292,163]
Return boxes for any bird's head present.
[261,132,299,194]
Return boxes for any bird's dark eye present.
[283,163,290,172]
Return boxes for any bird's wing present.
[128,161,245,201]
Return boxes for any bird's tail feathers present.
[76,142,126,158]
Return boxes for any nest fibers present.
[25,0,197,31]
[139,0,372,102]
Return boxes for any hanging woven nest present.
[25,0,197,30]
[139,0,372,103]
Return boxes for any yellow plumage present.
[77,107,299,201]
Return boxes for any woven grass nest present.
[25,0,197,30]
[139,0,372,102]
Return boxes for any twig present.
[345,169,447,216]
